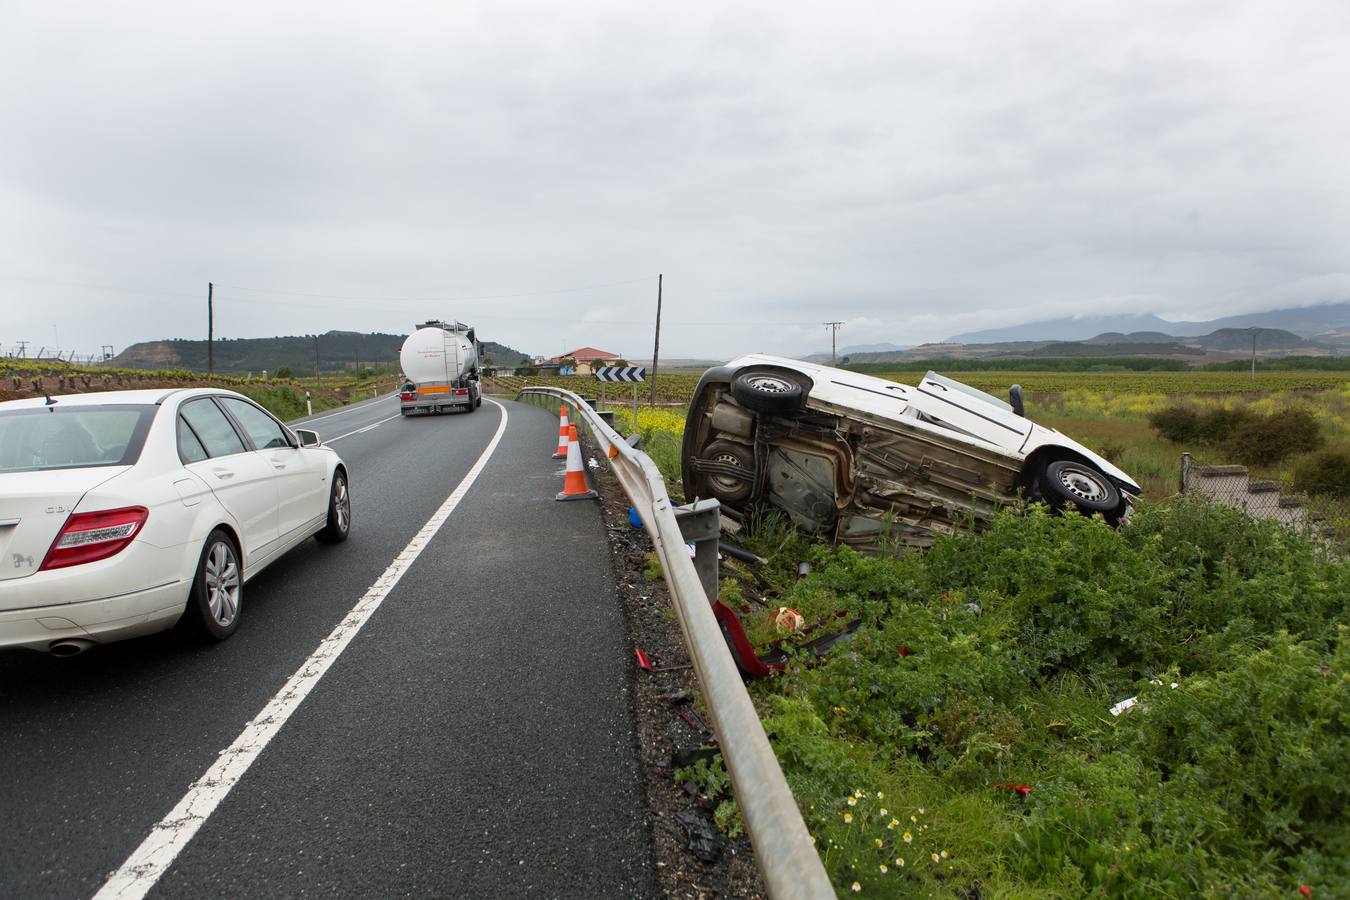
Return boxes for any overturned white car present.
[681,355,1141,550]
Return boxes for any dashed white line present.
[323,413,401,443]
[94,398,510,900]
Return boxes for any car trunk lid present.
[0,468,129,581]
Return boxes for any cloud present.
[2,0,1348,360]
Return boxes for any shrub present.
[1291,449,1350,498]
[274,365,294,379]
[1196,406,1256,444]
[1148,406,1201,443]
[1230,408,1322,466]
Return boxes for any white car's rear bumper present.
[0,579,188,652]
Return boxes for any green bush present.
[1231,408,1323,466]
[1292,449,1350,498]
[1197,406,1257,444]
[274,365,293,379]
[1148,406,1202,443]
[741,498,1348,896]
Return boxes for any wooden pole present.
[649,273,662,407]
[207,282,214,376]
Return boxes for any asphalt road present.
[0,395,652,898]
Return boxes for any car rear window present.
[0,405,155,473]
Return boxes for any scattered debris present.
[676,812,723,864]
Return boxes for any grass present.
[723,500,1349,897]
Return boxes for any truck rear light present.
[454,389,469,396]
[40,506,149,571]
[399,392,415,401]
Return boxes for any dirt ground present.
[587,443,767,899]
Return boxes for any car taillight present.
[40,506,149,571]
[399,392,415,401]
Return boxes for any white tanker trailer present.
[398,321,482,416]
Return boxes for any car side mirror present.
[1009,384,1025,417]
[295,428,322,447]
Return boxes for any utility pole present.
[16,340,28,359]
[824,321,844,365]
[1251,327,1258,380]
[314,334,321,381]
[207,282,215,376]
[649,273,662,407]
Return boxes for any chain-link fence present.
[1179,452,1349,548]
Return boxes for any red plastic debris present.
[898,645,911,657]
[1299,887,1312,897]
[634,648,653,671]
[995,783,1033,797]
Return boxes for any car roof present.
[0,387,242,411]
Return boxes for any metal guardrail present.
[517,388,832,899]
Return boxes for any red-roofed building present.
[535,347,624,375]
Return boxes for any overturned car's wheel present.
[732,371,804,415]
[701,439,754,503]
[1040,459,1120,517]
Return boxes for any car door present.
[218,397,327,541]
[913,375,1030,451]
[178,398,278,568]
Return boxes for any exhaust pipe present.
[49,639,95,657]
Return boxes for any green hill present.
[111,331,532,374]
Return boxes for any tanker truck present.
[398,321,482,416]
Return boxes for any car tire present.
[1040,460,1120,516]
[183,529,243,641]
[701,439,754,503]
[315,469,352,544]
[732,371,805,415]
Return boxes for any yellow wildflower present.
[847,797,858,807]
[932,852,940,863]
[851,882,861,893]
[941,850,949,859]
[843,812,853,824]
[888,818,899,830]
[896,857,905,867]
[903,831,912,843]
[877,792,885,800]
[874,838,883,848]
[910,815,917,823]
[879,808,888,816]
[880,864,889,874]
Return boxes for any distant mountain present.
[802,342,913,361]
[111,330,532,374]
[946,301,1350,344]
[1194,327,1308,351]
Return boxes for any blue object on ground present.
[628,506,642,528]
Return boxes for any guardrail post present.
[674,498,721,602]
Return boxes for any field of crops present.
[489,368,1349,406]
[1,358,399,419]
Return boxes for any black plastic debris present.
[675,811,722,863]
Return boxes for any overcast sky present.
[3,0,1348,361]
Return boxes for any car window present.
[177,416,209,463]
[0,405,154,473]
[180,399,247,458]
[219,398,291,450]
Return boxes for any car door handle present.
[211,468,235,480]
[271,462,288,470]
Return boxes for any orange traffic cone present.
[556,423,597,501]
[551,405,570,459]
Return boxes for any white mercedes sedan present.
[0,388,350,655]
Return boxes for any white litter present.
[1110,681,1178,716]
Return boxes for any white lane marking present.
[323,413,402,443]
[95,398,510,900]
[289,394,395,426]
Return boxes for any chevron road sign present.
[594,366,646,383]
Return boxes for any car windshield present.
[0,404,156,473]
[923,371,1014,413]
